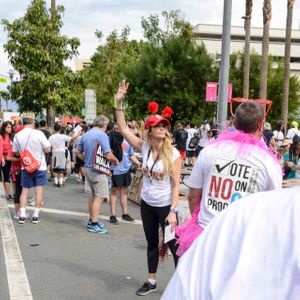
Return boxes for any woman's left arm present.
[167,156,182,230]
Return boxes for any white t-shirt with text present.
[188,141,282,227]
[141,142,180,207]
[13,127,51,171]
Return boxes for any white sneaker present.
[13,214,20,220]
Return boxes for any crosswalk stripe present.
[7,204,143,226]
[0,186,33,300]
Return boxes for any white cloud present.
[0,0,299,74]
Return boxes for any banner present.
[205,82,233,102]
[205,82,218,102]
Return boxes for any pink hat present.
[145,114,170,129]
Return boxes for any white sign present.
[3,112,20,123]
[84,89,96,124]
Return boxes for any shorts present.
[85,168,109,198]
[75,157,85,168]
[178,150,186,160]
[21,170,48,189]
[111,170,132,188]
[186,150,195,158]
[53,168,65,174]
[194,146,204,157]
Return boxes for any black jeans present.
[140,200,179,274]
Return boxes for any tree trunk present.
[47,0,56,127]
[259,0,272,106]
[281,0,295,129]
[243,0,253,99]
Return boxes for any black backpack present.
[188,135,199,149]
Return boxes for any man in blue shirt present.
[76,115,119,234]
[109,125,141,224]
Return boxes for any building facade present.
[193,24,300,78]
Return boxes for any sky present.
[0,0,300,79]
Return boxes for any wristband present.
[116,108,124,111]
[169,207,179,214]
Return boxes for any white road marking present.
[0,186,33,300]
[7,204,143,226]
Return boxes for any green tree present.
[83,11,215,125]
[2,0,83,123]
[83,27,142,118]
[0,90,10,113]
[125,11,215,125]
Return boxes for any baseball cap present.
[291,121,298,128]
[145,115,170,129]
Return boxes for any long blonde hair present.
[147,129,174,176]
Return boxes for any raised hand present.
[116,80,129,105]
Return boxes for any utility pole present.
[47,0,56,127]
[217,0,232,130]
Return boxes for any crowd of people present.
[1,80,299,297]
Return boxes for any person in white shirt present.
[286,121,299,141]
[273,121,285,148]
[194,123,210,157]
[176,101,282,256]
[185,122,197,167]
[115,81,182,296]
[49,123,78,187]
[12,113,51,224]
[162,187,300,300]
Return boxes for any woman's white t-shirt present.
[141,142,180,207]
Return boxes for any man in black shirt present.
[173,121,188,163]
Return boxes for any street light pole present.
[217,0,232,130]
[8,69,15,112]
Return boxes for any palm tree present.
[242,0,253,99]
[281,0,296,129]
[0,90,10,113]
[259,0,272,103]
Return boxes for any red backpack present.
[16,132,41,174]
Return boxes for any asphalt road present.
[0,175,190,300]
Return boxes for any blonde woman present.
[116,81,182,296]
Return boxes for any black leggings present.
[140,200,179,274]
[1,161,11,183]
[13,172,22,204]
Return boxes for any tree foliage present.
[229,51,300,123]
[83,10,300,125]
[83,11,215,124]
[83,26,141,118]
[2,0,83,114]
